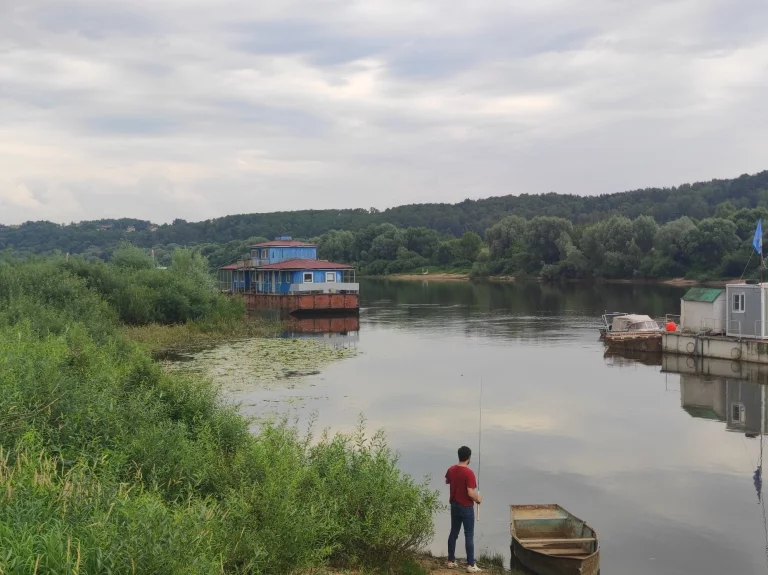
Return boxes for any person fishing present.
[446,445,483,572]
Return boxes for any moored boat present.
[598,311,629,340]
[601,314,664,351]
[600,313,661,339]
[510,504,600,575]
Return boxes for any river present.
[206,280,768,574]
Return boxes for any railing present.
[290,282,360,294]
[728,319,742,337]
[701,317,725,333]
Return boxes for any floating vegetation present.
[162,337,358,391]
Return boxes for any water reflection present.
[664,356,768,437]
[659,355,768,571]
[226,280,768,574]
[603,348,663,368]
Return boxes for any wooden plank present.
[519,537,595,545]
[513,507,566,520]
[525,543,592,550]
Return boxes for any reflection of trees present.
[361,280,685,340]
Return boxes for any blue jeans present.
[448,503,475,566]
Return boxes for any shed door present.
[730,290,746,335]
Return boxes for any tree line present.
[2,169,768,257]
[314,203,768,280]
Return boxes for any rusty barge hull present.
[237,292,359,313]
[603,332,662,352]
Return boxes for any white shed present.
[680,287,726,333]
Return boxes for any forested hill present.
[2,169,768,256]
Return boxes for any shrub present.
[0,257,443,573]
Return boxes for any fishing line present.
[476,376,483,521]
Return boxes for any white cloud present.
[0,0,766,224]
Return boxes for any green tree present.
[689,218,740,268]
[485,216,527,260]
[369,226,406,260]
[111,243,154,270]
[655,217,698,264]
[454,231,483,263]
[318,230,356,262]
[632,215,658,253]
[525,217,573,266]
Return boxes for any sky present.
[1,0,767,225]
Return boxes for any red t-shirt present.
[445,464,477,507]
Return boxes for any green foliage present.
[486,216,527,260]
[525,217,574,266]
[5,170,768,262]
[64,247,243,325]
[0,257,442,573]
[6,169,768,281]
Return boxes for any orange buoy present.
[666,321,677,332]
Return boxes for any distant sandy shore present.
[374,274,740,286]
[383,273,470,281]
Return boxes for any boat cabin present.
[249,237,318,266]
[726,282,768,339]
[610,314,660,333]
[218,236,359,296]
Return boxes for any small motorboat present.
[598,311,629,339]
[602,314,664,351]
[600,313,661,339]
[510,504,600,575]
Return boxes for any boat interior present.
[512,506,598,558]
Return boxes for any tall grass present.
[0,255,442,573]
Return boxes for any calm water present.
[241,280,768,574]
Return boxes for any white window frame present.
[325,271,336,283]
[733,293,745,313]
[303,272,314,283]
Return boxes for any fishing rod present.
[476,376,483,521]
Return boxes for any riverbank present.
[328,552,511,574]
[373,274,737,286]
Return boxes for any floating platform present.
[238,292,359,314]
[663,332,768,364]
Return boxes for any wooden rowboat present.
[510,504,600,575]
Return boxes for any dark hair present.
[458,446,472,462]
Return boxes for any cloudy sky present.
[1,0,767,224]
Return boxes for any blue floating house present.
[218,237,359,296]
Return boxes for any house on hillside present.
[218,236,359,297]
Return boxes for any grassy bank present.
[327,551,511,574]
[0,253,443,573]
